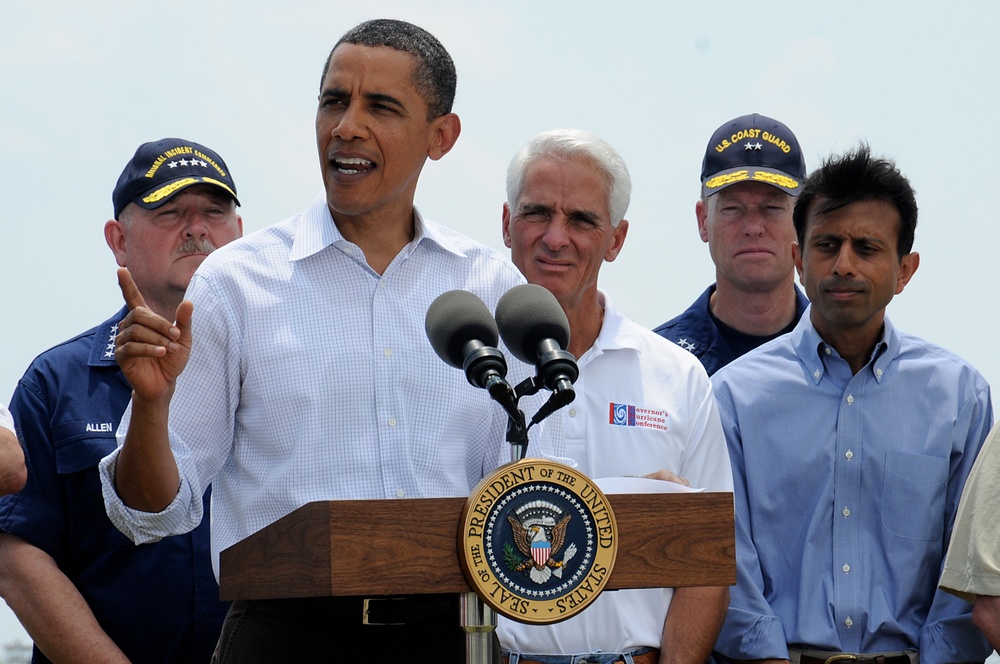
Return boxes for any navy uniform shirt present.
[0,307,227,663]
[653,284,809,376]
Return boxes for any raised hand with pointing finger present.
[115,267,193,405]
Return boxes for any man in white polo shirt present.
[497,129,733,664]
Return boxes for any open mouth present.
[332,157,374,175]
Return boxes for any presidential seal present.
[459,458,618,624]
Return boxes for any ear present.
[895,252,920,294]
[604,219,629,263]
[501,202,513,248]
[792,241,804,281]
[104,220,128,267]
[427,113,461,161]
[696,199,709,243]
[236,214,244,237]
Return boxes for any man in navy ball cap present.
[112,138,239,219]
[654,113,809,375]
[0,137,241,663]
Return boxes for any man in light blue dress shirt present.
[711,145,993,664]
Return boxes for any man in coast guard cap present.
[654,113,809,375]
[0,138,242,663]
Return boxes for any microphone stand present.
[464,382,528,663]
[463,373,573,662]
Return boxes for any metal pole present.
[461,591,496,664]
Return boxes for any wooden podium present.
[219,492,735,601]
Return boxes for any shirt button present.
[842,563,851,573]
[842,507,851,517]
[396,488,405,497]
[813,369,821,379]
[383,348,393,357]
[876,368,883,377]
[845,450,854,460]
[845,617,853,627]
[568,408,577,417]
[388,417,397,427]
[846,395,854,404]
[825,347,832,355]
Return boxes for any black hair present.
[319,18,456,120]
[793,144,917,258]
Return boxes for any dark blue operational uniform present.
[0,307,227,663]
[653,284,809,376]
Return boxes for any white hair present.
[506,129,631,226]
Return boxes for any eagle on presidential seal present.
[505,500,578,584]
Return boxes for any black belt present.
[325,595,456,626]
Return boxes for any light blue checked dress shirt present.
[101,195,527,578]
[711,309,993,663]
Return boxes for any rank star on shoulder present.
[676,338,696,352]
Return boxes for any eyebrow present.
[320,87,407,112]
[811,232,887,247]
[518,202,553,215]
[518,201,600,225]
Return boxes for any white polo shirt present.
[498,291,733,655]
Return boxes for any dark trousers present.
[211,595,468,663]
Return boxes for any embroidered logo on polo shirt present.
[608,403,669,431]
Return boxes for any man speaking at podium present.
[99,19,524,662]
[496,129,733,664]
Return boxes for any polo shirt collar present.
[578,291,641,369]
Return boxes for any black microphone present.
[495,284,579,425]
[425,291,520,424]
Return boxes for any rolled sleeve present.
[99,443,202,544]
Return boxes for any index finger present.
[117,267,147,311]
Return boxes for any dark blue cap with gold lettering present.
[701,113,805,197]
[112,138,240,218]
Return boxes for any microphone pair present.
[425,284,579,429]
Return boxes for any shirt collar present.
[88,305,131,367]
[289,194,468,262]
[793,305,900,384]
[578,290,641,366]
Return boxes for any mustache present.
[820,276,865,291]
[177,237,217,255]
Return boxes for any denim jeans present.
[505,646,655,664]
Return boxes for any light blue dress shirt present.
[711,308,992,663]
[100,195,527,578]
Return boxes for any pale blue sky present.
[1,0,998,651]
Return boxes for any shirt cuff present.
[714,608,788,660]
[98,447,200,544]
